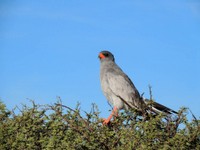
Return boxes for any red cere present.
[99,53,106,59]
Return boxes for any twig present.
[148,85,153,100]
[55,103,76,113]
[188,108,199,126]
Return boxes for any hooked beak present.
[98,53,105,59]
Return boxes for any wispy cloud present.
[0,3,93,26]
[188,1,200,17]
[0,31,27,40]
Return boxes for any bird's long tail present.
[143,98,178,115]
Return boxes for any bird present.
[98,50,177,125]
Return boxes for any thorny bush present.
[0,100,199,150]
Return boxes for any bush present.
[0,100,199,150]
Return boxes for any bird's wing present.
[107,73,134,94]
[106,70,142,110]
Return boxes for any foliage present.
[0,100,199,150]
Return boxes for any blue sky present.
[1,0,200,119]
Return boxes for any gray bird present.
[98,51,177,125]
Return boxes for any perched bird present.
[98,50,177,125]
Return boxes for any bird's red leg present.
[103,106,118,125]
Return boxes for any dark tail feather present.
[143,98,178,115]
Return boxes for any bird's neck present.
[100,60,115,69]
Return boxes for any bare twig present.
[188,108,199,126]
[148,85,153,100]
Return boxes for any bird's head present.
[98,51,115,62]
